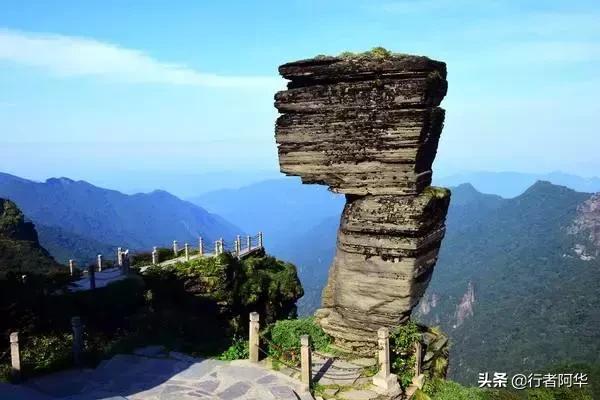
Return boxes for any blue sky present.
[1,0,599,194]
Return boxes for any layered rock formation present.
[274,52,450,354]
[0,198,62,275]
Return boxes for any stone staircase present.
[274,352,425,400]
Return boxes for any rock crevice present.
[274,53,450,354]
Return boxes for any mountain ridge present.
[0,172,243,263]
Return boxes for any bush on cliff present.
[419,377,594,399]
[130,247,175,266]
[1,249,304,379]
[142,251,303,327]
[390,320,421,388]
[262,317,330,364]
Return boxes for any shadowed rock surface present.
[274,52,450,354]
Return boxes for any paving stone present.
[218,365,269,380]
[268,385,298,399]
[170,360,224,380]
[193,379,220,393]
[1,355,305,400]
[256,374,278,385]
[217,381,251,400]
[338,389,380,400]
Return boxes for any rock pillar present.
[10,332,20,379]
[274,52,450,354]
[249,312,260,363]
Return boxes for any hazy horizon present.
[1,0,599,186]
[2,168,600,200]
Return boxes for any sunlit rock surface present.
[274,53,450,354]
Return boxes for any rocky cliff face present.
[274,52,450,354]
[0,198,62,275]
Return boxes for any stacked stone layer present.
[276,55,447,196]
[274,54,450,354]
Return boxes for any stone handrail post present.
[88,265,96,290]
[214,240,219,256]
[173,240,179,256]
[10,332,20,380]
[152,246,158,265]
[246,235,251,250]
[122,250,130,274]
[236,235,241,254]
[69,259,75,276]
[198,237,204,256]
[72,317,83,367]
[249,312,260,363]
[414,341,422,376]
[219,238,224,255]
[184,243,190,261]
[372,327,401,394]
[97,254,103,272]
[258,232,264,248]
[300,335,312,392]
[117,247,123,266]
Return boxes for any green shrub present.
[0,363,12,383]
[218,335,249,360]
[131,247,174,266]
[423,378,487,400]
[21,333,73,376]
[263,317,330,364]
[390,320,421,388]
[422,378,593,400]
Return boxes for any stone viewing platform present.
[0,347,314,400]
[275,50,451,357]
[69,232,265,292]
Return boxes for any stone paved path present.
[0,349,313,400]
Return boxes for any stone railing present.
[67,232,264,291]
[152,232,264,265]
[248,312,312,394]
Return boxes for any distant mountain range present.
[222,179,598,384]
[434,171,600,198]
[194,175,600,384]
[417,182,600,382]
[2,169,598,384]
[0,172,242,265]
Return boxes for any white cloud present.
[0,29,279,88]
